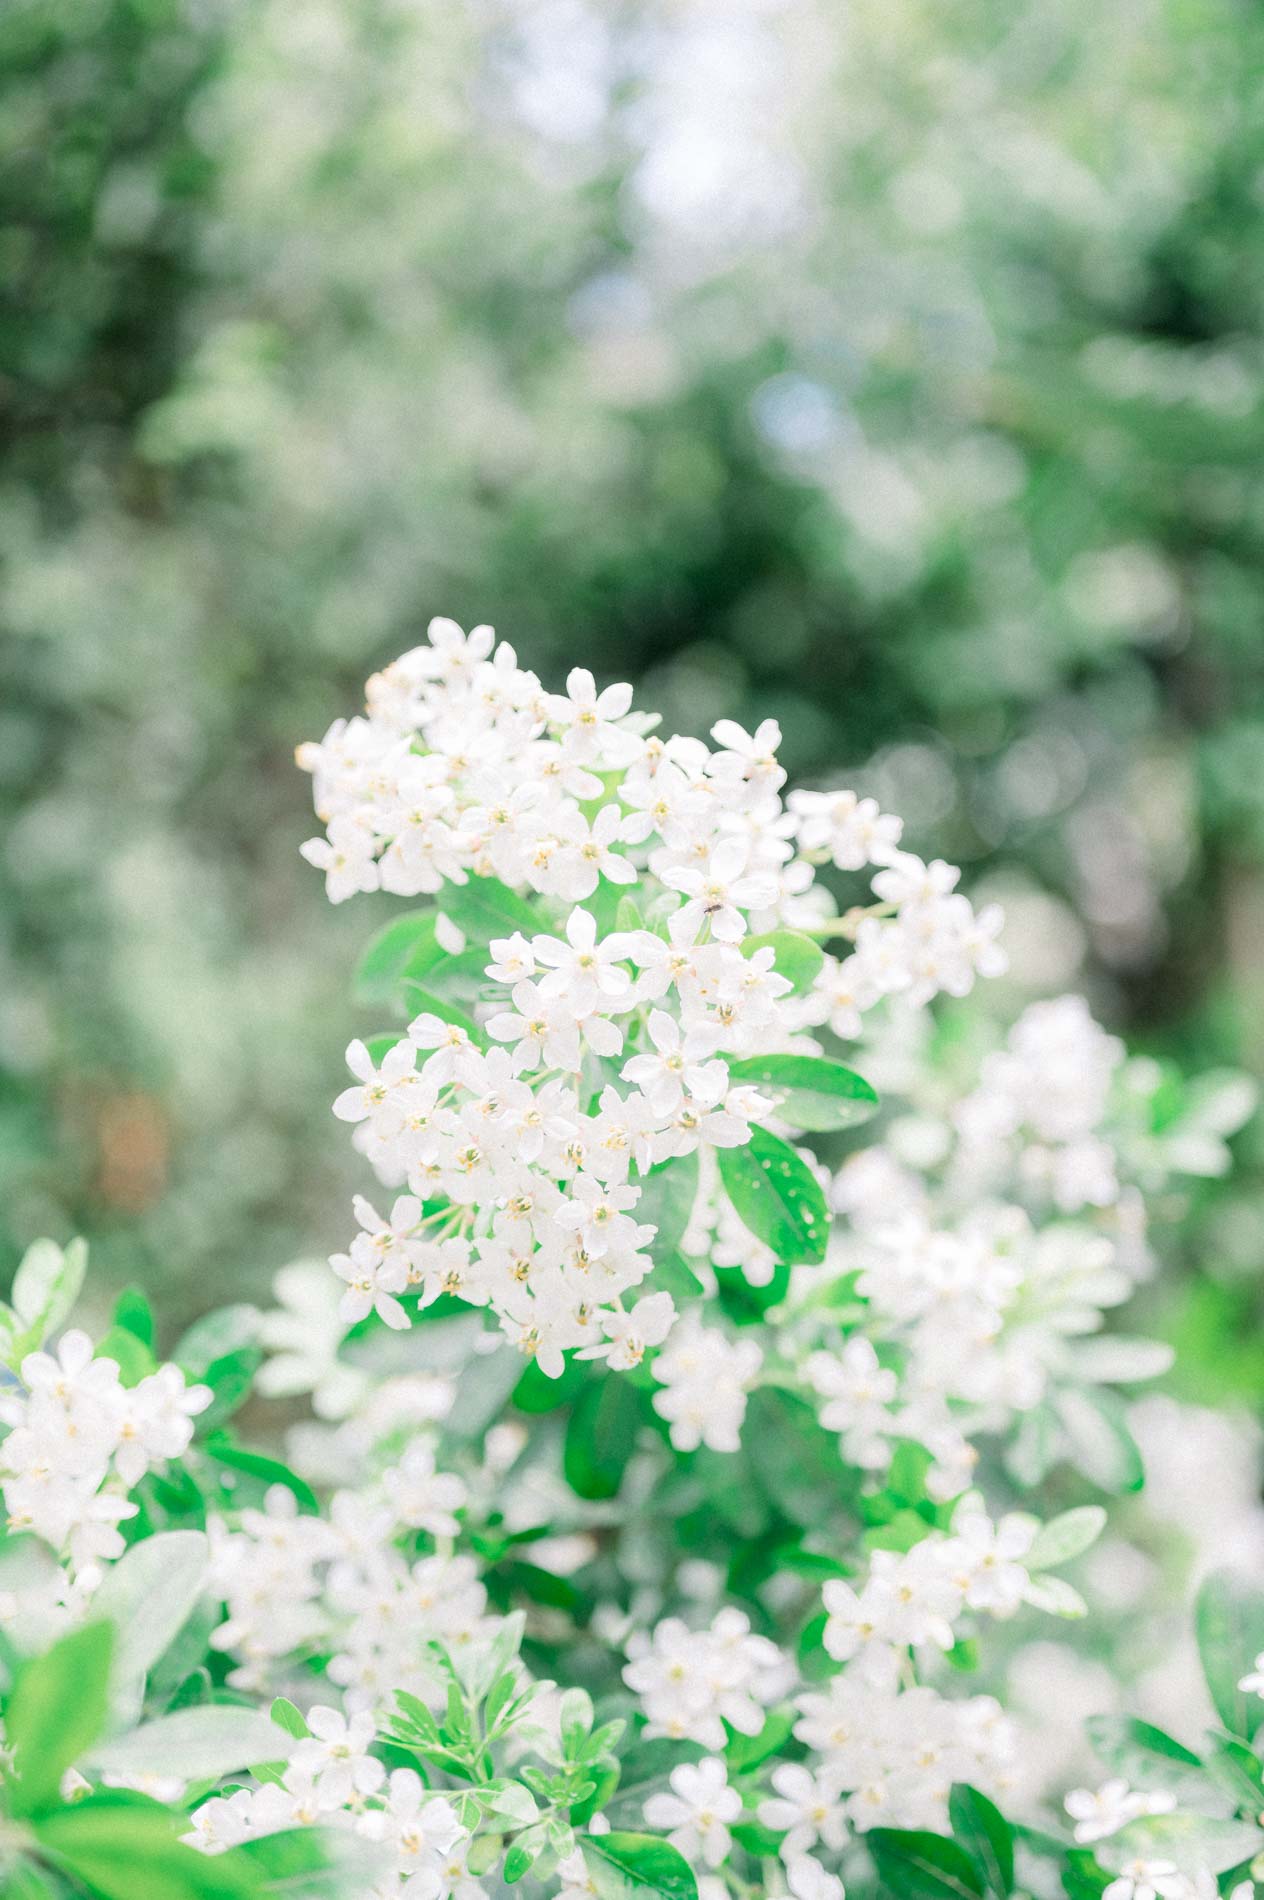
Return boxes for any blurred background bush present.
[3,0,1263,1392]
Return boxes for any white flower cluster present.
[189,1706,471,1900]
[792,988,1247,1492]
[300,618,1004,1397]
[623,1606,789,1747]
[834,1208,1142,1436]
[0,1330,209,1572]
[207,1411,489,1707]
[791,1669,1018,1835]
[952,995,1127,1212]
[819,1509,1036,1680]
[622,1512,1033,1842]
[649,1315,764,1453]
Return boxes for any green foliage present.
[580,1830,699,1900]
[1195,1570,1264,1739]
[868,1828,985,1900]
[948,1785,1014,1900]
[726,1054,879,1133]
[3,1622,114,1815]
[717,1128,829,1264]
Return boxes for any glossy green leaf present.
[633,1150,700,1259]
[112,1284,157,1350]
[867,1828,985,1900]
[727,1052,878,1131]
[354,909,441,1004]
[439,873,538,942]
[33,1801,259,1899]
[948,1784,1014,1899]
[4,1621,114,1815]
[1195,1569,1264,1738]
[740,930,824,996]
[581,1829,699,1900]
[718,1126,829,1263]
[564,1375,642,1500]
[202,1432,319,1512]
[1025,1506,1106,1571]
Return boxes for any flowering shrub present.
[0,619,1258,1900]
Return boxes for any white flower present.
[621,1011,724,1115]
[651,1319,761,1453]
[1101,1858,1185,1900]
[786,1856,846,1900]
[292,1706,384,1805]
[533,907,637,1011]
[579,1292,676,1369]
[546,667,640,764]
[662,837,779,944]
[643,1757,741,1867]
[382,1440,467,1539]
[1065,1781,1176,1845]
[760,1763,848,1858]
[300,814,381,903]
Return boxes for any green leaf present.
[270,1698,310,1741]
[652,1250,705,1301]
[632,1151,699,1259]
[1084,1715,1205,1796]
[729,1819,784,1854]
[95,1324,158,1386]
[1025,1506,1107,1571]
[745,1386,853,1525]
[239,1825,384,1896]
[91,1529,210,1695]
[112,1286,156,1350]
[1203,1730,1264,1810]
[718,1126,829,1264]
[1053,1389,1144,1494]
[1195,1569,1264,1738]
[3,1862,57,1900]
[581,1829,699,1900]
[1021,1574,1087,1618]
[1005,1403,1059,1489]
[202,1433,319,1512]
[723,1707,795,1774]
[1100,1810,1263,1877]
[564,1375,642,1501]
[33,1801,260,1899]
[175,1306,260,1380]
[8,1237,87,1358]
[4,1621,114,1815]
[868,1828,985,1900]
[354,909,441,1004]
[90,1706,292,1782]
[948,1785,1014,1899]
[197,1347,262,1431]
[740,930,824,996]
[439,873,539,943]
[727,1053,878,1132]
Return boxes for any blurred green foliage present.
[2,0,1262,1346]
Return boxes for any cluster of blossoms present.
[760,989,1255,1502]
[299,619,1004,1409]
[0,627,1255,1900]
[207,1413,491,1708]
[0,1327,209,1573]
[623,1606,788,1747]
[188,1708,473,1899]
